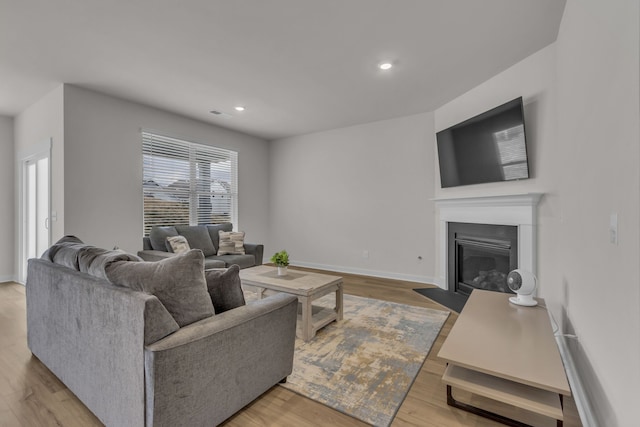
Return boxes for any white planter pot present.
[277,266,288,276]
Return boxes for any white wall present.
[433,1,640,424]
[0,116,14,281]
[62,85,270,254]
[434,44,560,300]
[269,113,436,283]
[555,1,640,425]
[13,85,65,277]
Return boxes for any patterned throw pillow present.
[217,231,245,255]
[166,235,191,254]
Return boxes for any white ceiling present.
[0,0,566,140]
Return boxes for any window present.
[493,124,528,180]
[142,132,238,235]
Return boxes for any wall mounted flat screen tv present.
[436,97,530,188]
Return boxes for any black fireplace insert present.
[448,222,518,296]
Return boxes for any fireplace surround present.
[434,193,543,292]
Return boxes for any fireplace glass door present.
[448,223,518,296]
[457,240,511,295]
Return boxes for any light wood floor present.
[0,269,582,427]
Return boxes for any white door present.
[21,154,50,282]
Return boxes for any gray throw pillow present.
[106,249,214,327]
[205,265,246,314]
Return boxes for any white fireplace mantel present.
[434,193,543,290]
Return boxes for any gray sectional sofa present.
[26,236,297,427]
[138,223,263,269]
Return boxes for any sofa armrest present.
[27,259,149,427]
[137,249,175,262]
[244,243,264,265]
[144,293,297,426]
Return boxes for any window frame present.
[142,131,238,236]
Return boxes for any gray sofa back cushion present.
[206,223,233,252]
[149,226,178,251]
[175,225,216,257]
[105,249,215,327]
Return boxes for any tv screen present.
[436,97,529,188]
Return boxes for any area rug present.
[278,294,449,427]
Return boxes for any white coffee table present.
[239,265,343,341]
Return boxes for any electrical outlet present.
[362,250,369,259]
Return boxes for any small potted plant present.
[271,250,290,276]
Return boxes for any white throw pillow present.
[166,235,191,254]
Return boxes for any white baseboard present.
[432,276,447,289]
[0,275,19,284]
[290,260,438,286]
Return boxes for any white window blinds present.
[142,132,238,235]
[494,125,529,181]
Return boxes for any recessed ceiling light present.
[378,62,393,70]
[234,106,245,112]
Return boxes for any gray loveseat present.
[138,223,263,270]
[26,237,297,427]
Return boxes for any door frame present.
[18,139,52,284]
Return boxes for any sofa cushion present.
[175,225,216,257]
[206,223,233,252]
[204,258,227,269]
[166,235,190,254]
[217,231,245,255]
[149,226,178,251]
[205,265,246,314]
[214,254,256,269]
[105,249,214,327]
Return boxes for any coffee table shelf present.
[296,304,339,339]
[442,364,563,420]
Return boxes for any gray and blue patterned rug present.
[278,294,449,427]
